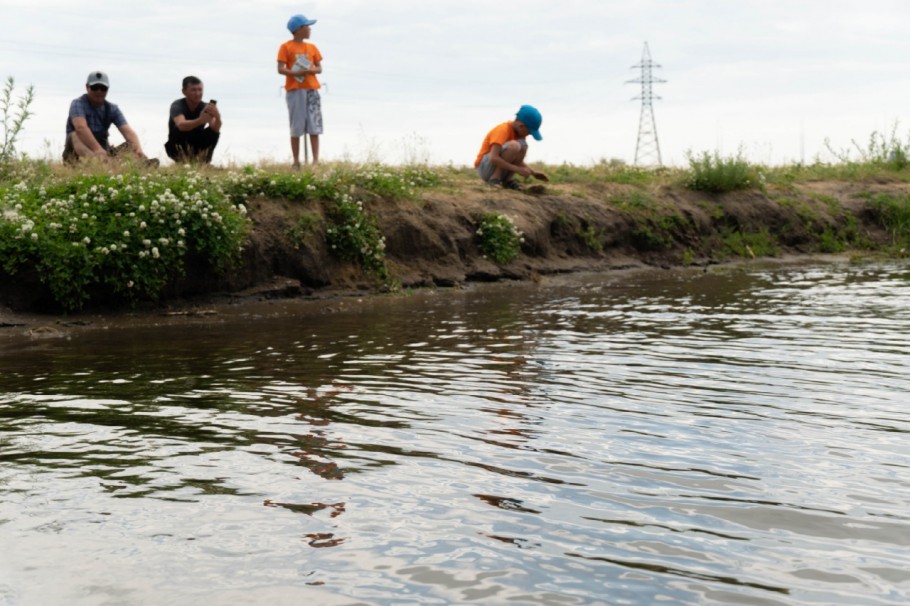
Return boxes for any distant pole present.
[627,42,666,167]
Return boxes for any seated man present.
[64,71,156,164]
[474,104,548,190]
[164,76,222,163]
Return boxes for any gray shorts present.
[476,139,527,182]
[286,89,323,137]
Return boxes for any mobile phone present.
[209,99,217,105]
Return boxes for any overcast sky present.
[3,0,910,167]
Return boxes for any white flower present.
[82,237,91,245]
[123,230,130,237]
[143,239,151,247]
[30,232,38,241]
[127,280,134,288]
[152,247,160,259]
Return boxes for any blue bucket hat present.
[516,105,543,141]
[287,14,317,33]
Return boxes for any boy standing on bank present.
[474,105,548,190]
[277,14,323,168]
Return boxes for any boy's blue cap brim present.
[288,14,317,32]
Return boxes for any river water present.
[1,260,909,605]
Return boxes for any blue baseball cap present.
[287,14,317,33]
[516,105,543,141]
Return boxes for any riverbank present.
[2,161,910,328]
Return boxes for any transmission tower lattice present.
[627,42,665,166]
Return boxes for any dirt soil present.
[1,178,908,330]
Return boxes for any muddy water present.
[1,261,909,605]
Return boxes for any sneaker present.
[502,179,522,190]
[487,178,503,187]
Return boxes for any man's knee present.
[64,132,105,162]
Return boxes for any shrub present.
[866,193,910,248]
[721,228,778,258]
[476,212,524,265]
[288,213,319,249]
[577,223,605,252]
[0,168,250,310]
[685,150,755,193]
[325,194,388,280]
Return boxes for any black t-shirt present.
[168,98,208,140]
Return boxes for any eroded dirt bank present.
[1,177,908,327]
[223,179,904,292]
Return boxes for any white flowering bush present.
[476,212,524,265]
[0,168,249,310]
[325,193,388,280]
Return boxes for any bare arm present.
[71,116,108,156]
[277,60,322,78]
[117,124,147,158]
[489,144,532,178]
[203,103,222,133]
[173,113,207,132]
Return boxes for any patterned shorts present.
[286,89,323,137]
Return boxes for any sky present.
[3,0,910,168]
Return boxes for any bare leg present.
[290,136,301,168]
[67,133,108,161]
[309,134,320,164]
[490,140,527,181]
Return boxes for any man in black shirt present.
[165,75,222,163]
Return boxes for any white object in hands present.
[292,54,311,83]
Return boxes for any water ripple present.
[2,261,910,604]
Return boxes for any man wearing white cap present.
[64,71,155,164]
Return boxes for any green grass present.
[577,222,605,252]
[720,228,779,258]
[684,150,756,193]
[287,213,320,249]
[863,193,910,249]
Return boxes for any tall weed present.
[685,150,756,193]
[1,76,35,167]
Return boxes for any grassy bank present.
[2,155,910,313]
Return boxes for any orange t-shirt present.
[474,121,517,167]
[277,40,323,91]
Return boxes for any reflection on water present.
[2,261,910,605]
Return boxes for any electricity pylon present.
[627,42,665,166]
